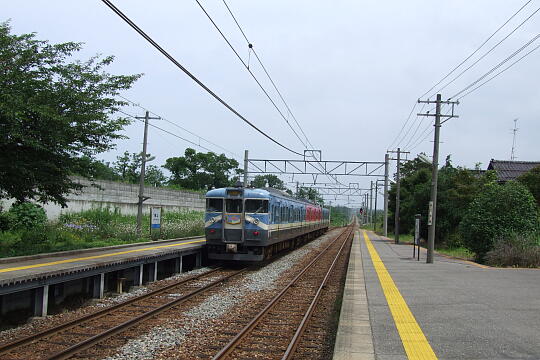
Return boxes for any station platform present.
[0,236,205,317]
[334,230,540,360]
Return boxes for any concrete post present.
[92,273,105,299]
[383,154,389,237]
[195,252,201,268]
[153,261,158,282]
[175,256,183,274]
[33,285,49,317]
[135,264,144,286]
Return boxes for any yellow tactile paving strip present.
[362,230,437,360]
[0,239,206,274]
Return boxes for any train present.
[204,186,330,262]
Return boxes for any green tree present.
[517,165,540,206]
[297,187,323,204]
[0,23,141,206]
[164,148,242,190]
[460,181,537,261]
[74,156,120,181]
[252,175,286,189]
[145,165,167,187]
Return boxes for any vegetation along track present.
[0,267,245,360]
[212,225,354,360]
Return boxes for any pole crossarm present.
[247,159,386,177]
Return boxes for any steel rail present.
[282,227,353,359]
[46,268,247,360]
[0,267,222,356]
[212,225,353,360]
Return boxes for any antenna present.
[511,118,519,161]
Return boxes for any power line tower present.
[418,94,459,264]
[135,111,161,235]
[511,118,519,160]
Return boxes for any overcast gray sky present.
[4,1,539,205]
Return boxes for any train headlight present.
[253,218,259,225]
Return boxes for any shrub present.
[0,211,13,231]
[460,181,538,261]
[485,232,540,267]
[8,202,47,229]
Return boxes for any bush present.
[8,202,47,229]
[485,232,540,267]
[460,181,538,261]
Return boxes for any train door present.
[223,189,244,245]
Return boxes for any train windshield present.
[206,198,223,212]
[245,199,269,214]
[226,199,243,213]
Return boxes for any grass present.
[0,207,205,258]
[435,246,475,261]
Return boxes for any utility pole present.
[418,94,459,263]
[135,111,160,235]
[383,153,389,237]
[243,150,249,187]
[511,118,519,160]
[369,181,374,228]
[388,148,409,244]
[373,180,379,232]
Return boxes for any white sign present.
[151,207,162,229]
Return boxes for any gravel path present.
[103,232,337,360]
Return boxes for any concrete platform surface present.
[0,236,205,287]
[333,230,375,360]
[361,230,540,360]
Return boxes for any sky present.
[3,0,539,206]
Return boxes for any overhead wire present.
[419,0,534,99]
[215,0,348,191]
[434,4,540,97]
[457,41,540,100]
[194,0,308,150]
[118,95,241,159]
[221,0,314,149]
[396,1,536,152]
[101,0,303,156]
[450,32,540,99]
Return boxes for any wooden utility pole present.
[135,111,160,235]
[418,94,459,263]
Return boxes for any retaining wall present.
[1,177,205,219]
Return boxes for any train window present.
[226,199,243,213]
[245,199,269,213]
[206,198,223,212]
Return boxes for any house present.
[487,159,540,182]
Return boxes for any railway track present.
[212,224,354,360]
[0,267,246,360]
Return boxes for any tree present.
[164,148,242,190]
[252,175,286,190]
[145,165,166,187]
[297,187,323,204]
[460,181,537,261]
[0,23,141,206]
[517,165,540,206]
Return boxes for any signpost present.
[414,214,421,261]
[150,207,162,240]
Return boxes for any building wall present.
[1,177,206,219]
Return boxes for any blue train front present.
[205,187,330,262]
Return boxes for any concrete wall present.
[1,177,205,219]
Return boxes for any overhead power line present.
[221,0,314,149]
[456,41,540,100]
[194,0,307,149]
[435,4,540,97]
[419,0,534,99]
[451,32,540,99]
[118,95,241,158]
[101,0,303,156]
